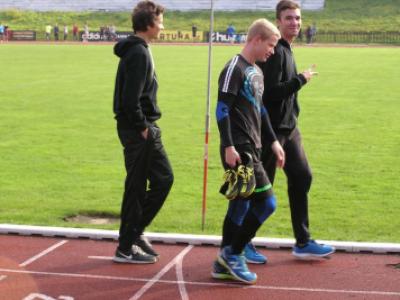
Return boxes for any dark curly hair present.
[131,1,165,33]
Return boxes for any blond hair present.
[247,18,281,41]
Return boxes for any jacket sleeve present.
[261,105,277,147]
[216,91,236,147]
[121,52,151,131]
[260,49,307,102]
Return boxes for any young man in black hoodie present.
[112,0,173,264]
[257,0,334,258]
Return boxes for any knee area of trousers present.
[166,173,174,187]
[289,171,312,190]
[227,200,250,226]
[251,195,277,224]
[159,173,174,189]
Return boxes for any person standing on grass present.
[83,23,89,42]
[0,23,4,42]
[45,24,52,41]
[63,24,68,41]
[54,23,59,41]
[257,0,335,259]
[112,0,173,264]
[72,24,79,41]
[212,18,285,284]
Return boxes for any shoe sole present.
[292,249,335,259]
[112,257,157,264]
[245,258,267,264]
[211,272,235,280]
[217,256,257,285]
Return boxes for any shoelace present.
[132,244,147,255]
[223,169,237,186]
[236,165,253,183]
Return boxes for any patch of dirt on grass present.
[64,213,119,225]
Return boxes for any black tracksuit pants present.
[117,125,174,252]
[262,127,311,245]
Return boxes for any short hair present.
[276,0,301,20]
[247,18,281,41]
[131,1,164,33]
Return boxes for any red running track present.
[0,235,399,300]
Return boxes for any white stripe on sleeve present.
[222,55,239,93]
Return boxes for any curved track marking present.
[129,245,194,300]
[176,249,189,300]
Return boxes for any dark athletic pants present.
[220,144,274,254]
[262,127,312,245]
[117,125,174,252]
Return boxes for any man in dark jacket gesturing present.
[112,0,173,264]
[257,0,334,258]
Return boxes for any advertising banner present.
[10,30,36,41]
[157,30,203,42]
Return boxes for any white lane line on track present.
[0,268,399,297]
[19,240,68,267]
[176,251,189,300]
[0,275,7,281]
[88,256,113,260]
[129,245,194,300]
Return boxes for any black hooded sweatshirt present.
[113,35,161,131]
[257,39,307,134]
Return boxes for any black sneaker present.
[237,152,256,198]
[113,246,157,264]
[135,235,159,257]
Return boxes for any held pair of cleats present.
[216,246,257,285]
[292,240,335,259]
[113,235,159,264]
[220,152,256,200]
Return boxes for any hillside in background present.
[0,0,399,33]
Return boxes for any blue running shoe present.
[244,243,267,264]
[218,246,257,284]
[211,260,234,280]
[292,240,335,259]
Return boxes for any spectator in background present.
[305,25,312,44]
[72,24,79,41]
[45,24,52,40]
[54,23,59,41]
[0,23,4,42]
[110,24,117,41]
[3,24,9,41]
[105,25,111,41]
[100,25,105,40]
[226,24,236,43]
[311,22,317,43]
[191,24,197,39]
[63,24,68,41]
[83,23,89,42]
[298,27,303,42]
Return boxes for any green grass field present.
[0,43,399,243]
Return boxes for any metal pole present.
[201,0,214,231]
